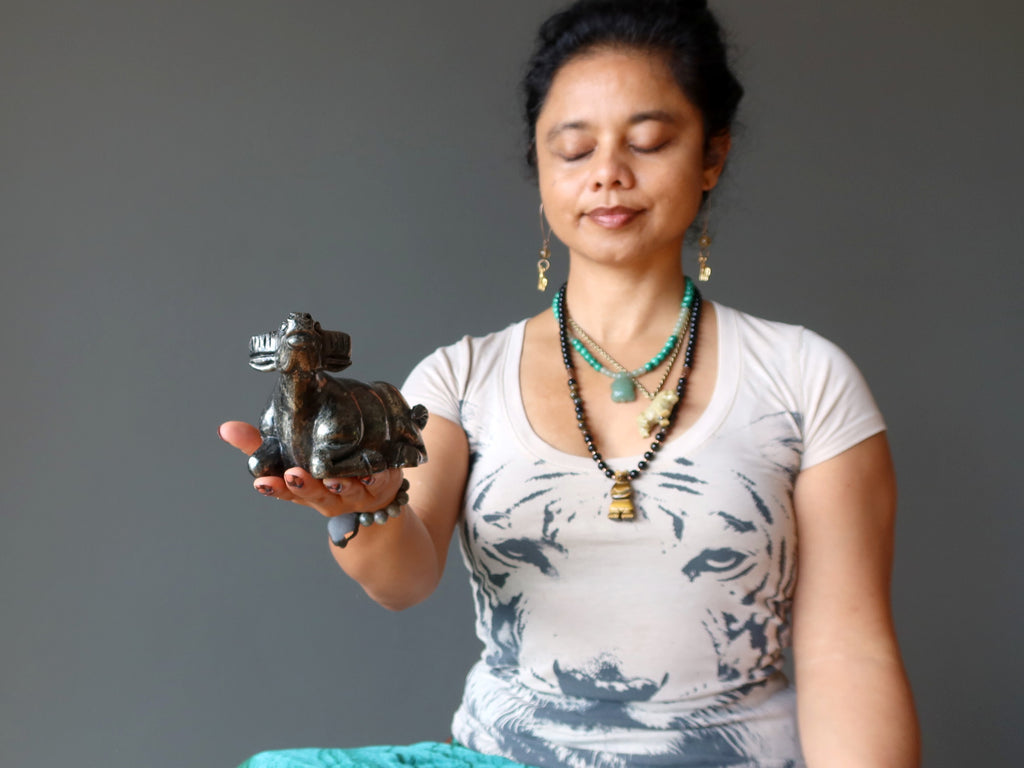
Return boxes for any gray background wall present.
[2,1,1021,766]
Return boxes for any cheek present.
[661,155,706,192]
[652,169,706,222]
[539,173,585,229]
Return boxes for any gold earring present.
[537,203,552,292]
[697,213,712,282]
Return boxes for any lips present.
[585,206,643,229]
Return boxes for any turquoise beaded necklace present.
[569,311,687,401]
[551,278,696,403]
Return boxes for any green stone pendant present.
[610,374,637,402]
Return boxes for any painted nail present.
[286,475,304,489]
[325,481,344,494]
[256,484,275,496]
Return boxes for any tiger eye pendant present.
[608,472,635,520]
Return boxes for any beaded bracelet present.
[327,478,410,548]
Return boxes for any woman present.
[222,1,919,765]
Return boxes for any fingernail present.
[286,475,304,489]
[325,481,344,494]
[217,424,225,441]
[256,484,275,496]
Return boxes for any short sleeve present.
[400,337,473,426]
[798,328,886,469]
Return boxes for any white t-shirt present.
[402,303,885,768]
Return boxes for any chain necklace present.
[552,280,695,402]
[555,283,702,520]
[569,313,686,400]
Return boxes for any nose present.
[590,146,635,191]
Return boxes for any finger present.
[252,476,296,502]
[322,476,361,497]
[283,468,334,503]
[362,468,405,503]
[358,471,395,492]
[283,467,313,492]
[272,469,353,517]
[324,469,403,509]
[219,421,262,455]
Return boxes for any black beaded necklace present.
[554,282,702,520]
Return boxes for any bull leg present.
[314,448,386,479]
[248,436,286,478]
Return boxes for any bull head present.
[249,312,352,373]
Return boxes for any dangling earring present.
[697,211,712,282]
[537,203,552,292]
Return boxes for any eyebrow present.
[544,110,679,143]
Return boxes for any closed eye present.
[682,548,748,581]
[560,149,594,162]
[631,140,671,154]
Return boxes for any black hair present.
[522,0,743,170]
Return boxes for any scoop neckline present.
[502,301,740,469]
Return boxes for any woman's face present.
[535,47,729,270]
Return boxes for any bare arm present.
[791,431,920,767]
[219,414,469,611]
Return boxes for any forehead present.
[538,47,694,127]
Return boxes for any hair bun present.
[678,0,709,10]
[646,0,709,14]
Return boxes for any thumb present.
[218,421,263,456]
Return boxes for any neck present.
[562,261,691,345]
[278,368,319,403]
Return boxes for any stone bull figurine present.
[247,313,428,546]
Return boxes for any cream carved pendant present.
[637,390,680,439]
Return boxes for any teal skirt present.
[238,741,531,768]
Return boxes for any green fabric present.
[237,741,531,768]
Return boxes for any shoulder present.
[714,303,885,469]
[715,303,863,378]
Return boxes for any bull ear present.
[321,330,352,372]
[248,332,280,372]
[410,403,429,429]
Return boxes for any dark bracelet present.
[327,478,410,548]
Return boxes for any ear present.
[321,330,352,372]
[702,131,732,192]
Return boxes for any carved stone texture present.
[247,312,428,479]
